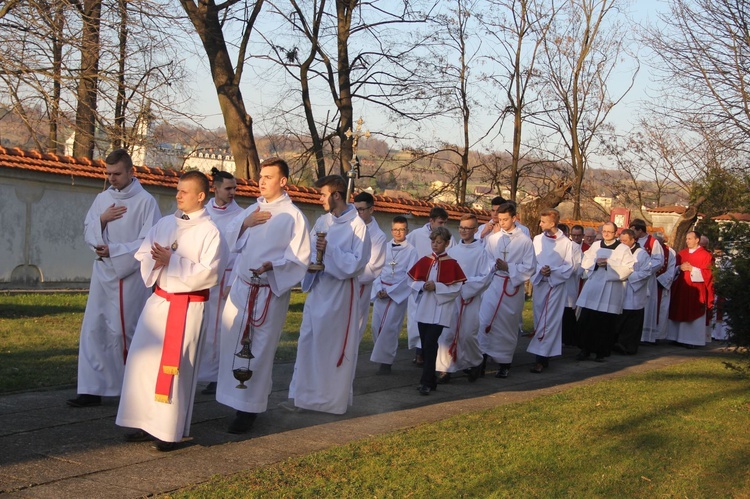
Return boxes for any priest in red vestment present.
[667,230,714,347]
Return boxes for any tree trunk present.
[670,196,706,252]
[113,0,128,150]
[73,0,102,159]
[336,0,356,175]
[47,2,64,153]
[180,0,260,179]
[518,180,572,238]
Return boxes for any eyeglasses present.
[392,228,407,232]
[458,226,477,231]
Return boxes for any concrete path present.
[0,339,722,497]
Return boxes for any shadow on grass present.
[0,303,86,319]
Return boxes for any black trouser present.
[562,307,578,346]
[578,308,618,358]
[616,308,645,354]
[418,322,444,389]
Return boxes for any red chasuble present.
[668,246,714,323]
[408,252,467,285]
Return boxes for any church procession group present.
[66,149,718,452]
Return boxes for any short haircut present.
[460,213,478,224]
[315,174,347,199]
[429,226,452,242]
[353,192,375,206]
[392,215,408,225]
[620,228,636,239]
[584,227,596,236]
[688,230,702,239]
[429,207,449,220]
[210,167,234,185]
[260,157,290,178]
[496,202,516,217]
[572,224,584,233]
[558,223,570,236]
[629,218,647,232]
[181,170,210,197]
[603,221,617,232]
[105,148,133,169]
[540,208,560,224]
[491,196,507,206]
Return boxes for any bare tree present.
[484,0,559,202]
[533,0,637,219]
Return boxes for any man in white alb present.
[68,149,160,408]
[216,158,310,433]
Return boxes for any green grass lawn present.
[0,292,536,393]
[169,357,750,498]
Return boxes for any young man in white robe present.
[405,207,453,364]
[435,214,494,383]
[197,168,243,396]
[353,192,387,345]
[613,229,652,355]
[215,158,311,433]
[116,171,225,451]
[629,219,665,344]
[654,234,677,340]
[527,209,575,373]
[68,149,161,408]
[478,202,535,378]
[369,216,418,374]
[478,197,530,242]
[285,175,371,414]
[576,222,634,361]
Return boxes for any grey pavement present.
[0,337,723,497]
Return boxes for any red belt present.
[153,285,209,403]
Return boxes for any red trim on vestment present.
[119,279,128,364]
[408,253,466,285]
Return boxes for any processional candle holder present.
[308,231,327,272]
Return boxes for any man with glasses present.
[369,216,418,374]
[576,222,635,362]
[435,214,494,383]
[353,192,387,348]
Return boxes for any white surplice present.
[576,241,635,314]
[216,193,310,414]
[288,206,371,414]
[356,218,387,342]
[478,226,535,364]
[77,178,160,397]
[655,246,677,340]
[198,198,244,383]
[638,235,665,342]
[116,209,225,442]
[405,222,456,349]
[623,247,652,311]
[436,240,494,372]
[369,240,419,365]
[527,229,575,359]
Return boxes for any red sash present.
[153,285,210,404]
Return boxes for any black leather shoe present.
[201,382,217,395]
[227,411,257,434]
[66,394,101,408]
[125,429,153,442]
[530,363,544,374]
[418,384,431,395]
[436,372,451,384]
[495,367,510,379]
[467,365,482,382]
[152,440,176,452]
[376,363,392,375]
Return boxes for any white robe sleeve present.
[323,222,372,281]
[606,247,635,282]
[546,240,575,287]
[108,198,161,279]
[267,212,311,295]
[627,251,652,293]
[459,250,495,301]
[165,229,225,290]
[359,230,387,286]
[508,239,536,288]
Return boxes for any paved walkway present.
[0,339,723,497]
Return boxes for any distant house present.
[646,205,688,236]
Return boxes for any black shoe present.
[124,429,153,442]
[575,351,590,361]
[436,372,451,384]
[467,365,482,382]
[227,411,257,434]
[66,394,101,408]
[418,384,431,395]
[530,363,544,374]
[376,363,392,375]
[495,367,510,378]
[201,382,217,395]
[612,343,626,355]
[152,440,176,452]
[593,356,605,363]
[479,354,487,378]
